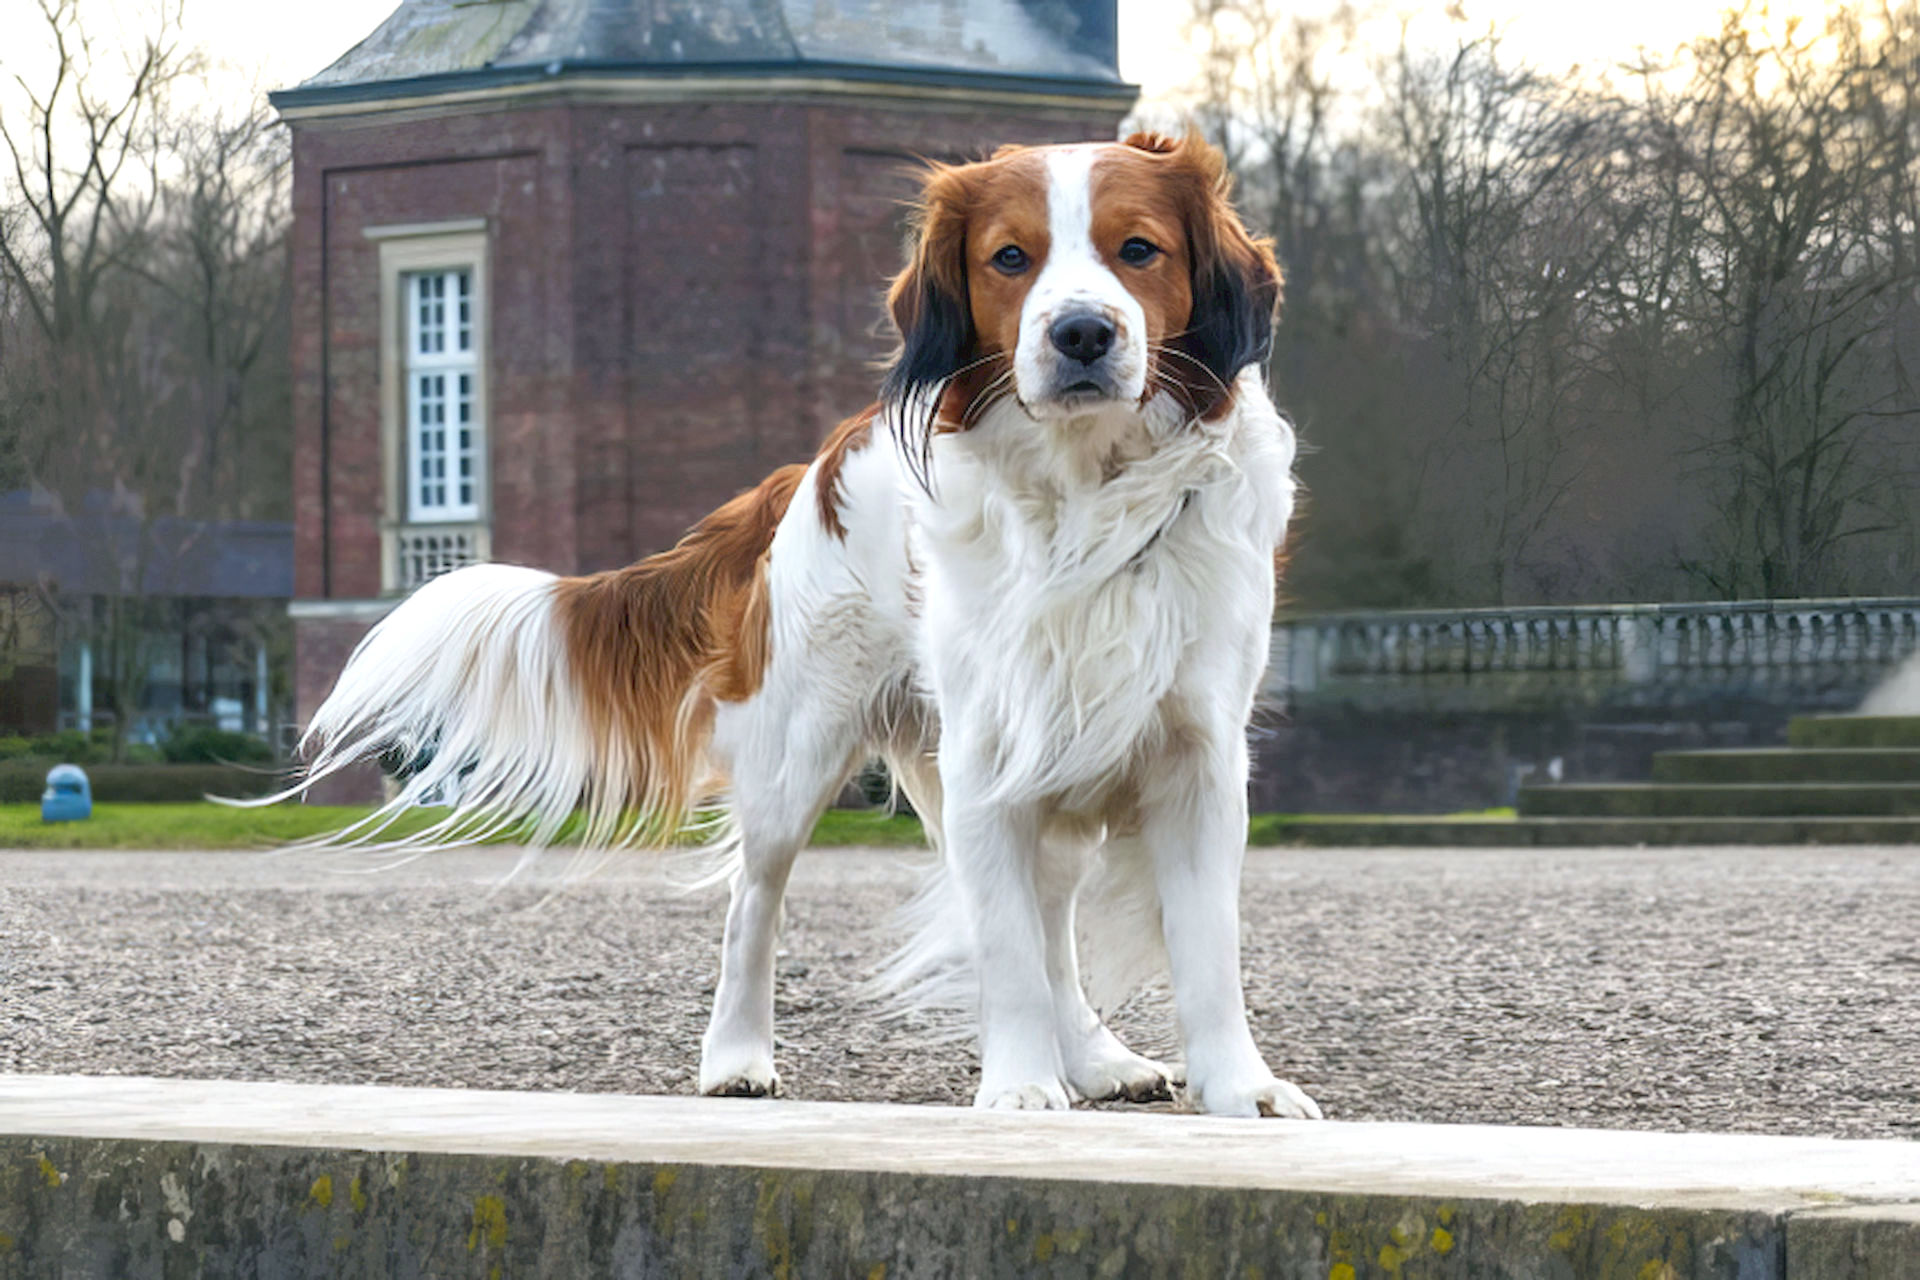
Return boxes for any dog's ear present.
[880,166,975,422]
[1161,135,1282,419]
[1121,130,1183,156]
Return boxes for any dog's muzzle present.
[1050,311,1115,365]
[1038,308,1128,408]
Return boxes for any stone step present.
[1788,714,1920,748]
[1651,747,1920,784]
[1258,815,1920,846]
[1519,781,1920,818]
[2,1074,1917,1278]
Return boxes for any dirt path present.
[3,844,1916,1138]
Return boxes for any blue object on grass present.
[41,764,92,823]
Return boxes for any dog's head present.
[882,133,1281,463]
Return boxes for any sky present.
[1118,0,1846,102]
[0,0,1855,119]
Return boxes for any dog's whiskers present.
[1149,343,1231,400]
[961,369,1016,427]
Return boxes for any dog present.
[284,132,1320,1119]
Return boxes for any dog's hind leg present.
[1037,837,1174,1104]
[885,738,943,849]
[697,702,863,1098]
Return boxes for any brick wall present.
[0,666,57,735]
[291,615,381,803]
[287,89,1122,793]
[290,96,1120,597]
[291,106,576,600]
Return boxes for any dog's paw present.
[1249,1077,1322,1119]
[975,1079,1072,1111]
[1190,1073,1322,1119]
[703,1072,781,1098]
[698,1048,781,1099]
[1068,1046,1176,1104]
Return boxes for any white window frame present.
[367,220,491,592]
[403,268,481,521]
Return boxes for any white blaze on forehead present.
[1013,146,1149,411]
[1044,146,1100,268]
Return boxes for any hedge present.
[160,724,277,764]
[0,761,294,805]
[0,725,275,767]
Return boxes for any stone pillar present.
[1621,615,1660,684]
[254,641,270,736]
[76,640,92,729]
[1293,624,1324,695]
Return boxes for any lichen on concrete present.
[0,1136,1822,1278]
[1786,1203,1920,1280]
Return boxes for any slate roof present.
[0,492,293,600]
[272,0,1128,110]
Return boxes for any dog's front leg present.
[944,790,1071,1110]
[1144,739,1321,1119]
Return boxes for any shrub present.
[0,729,107,762]
[0,727,224,765]
[45,730,100,763]
[0,761,291,804]
[161,724,275,765]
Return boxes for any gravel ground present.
[2,844,1917,1139]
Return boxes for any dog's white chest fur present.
[910,377,1295,810]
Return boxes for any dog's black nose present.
[1049,312,1115,365]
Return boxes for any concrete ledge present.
[1790,717,1920,749]
[1259,816,1920,846]
[1790,1204,1920,1280]
[2,1075,1917,1277]
[1519,783,1920,819]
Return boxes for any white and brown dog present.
[286,133,1319,1119]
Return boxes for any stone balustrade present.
[1268,597,1920,711]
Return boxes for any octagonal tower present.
[272,0,1132,753]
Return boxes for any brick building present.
[270,0,1133,744]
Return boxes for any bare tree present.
[114,109,291,523]
[1635,4,1920,598]
[1179,1,1457,607]
[1183,0,1920,609]
[1376,31,1638,604]
[0,0,290,754]
[1183,7,1640,605]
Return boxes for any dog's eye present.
[991,244,1030,274]
[1118,238,1161,266]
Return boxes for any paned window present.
[371,219,489,594]
[404,269,480,521]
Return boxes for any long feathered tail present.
[238,466,805,861]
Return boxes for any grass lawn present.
[0,803,928,851]
[0,803,1511,851]
[0,803,434,850]
[1247,808,1515,843]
